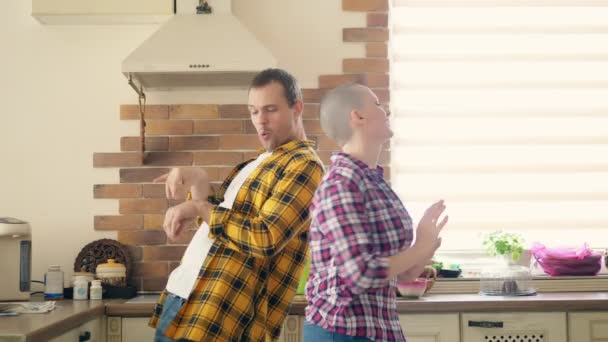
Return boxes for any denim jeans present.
[303,321,373,342]
[154,293,188,342]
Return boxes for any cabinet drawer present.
[462,312,567,342]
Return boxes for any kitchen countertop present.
[0,300,105,342]
[105,292,608,316]
[3,292,608,341]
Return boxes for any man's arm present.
[207,159,323,259]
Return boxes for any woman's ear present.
[349,109,364,125]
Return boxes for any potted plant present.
[483,231,525,265]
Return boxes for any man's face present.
[248,81,300,151]
[358,87,393,143]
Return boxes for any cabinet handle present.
[468,320,504,328]
[78,331,91,341]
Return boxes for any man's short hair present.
[250,68,303,107]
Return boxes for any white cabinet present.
[462,312,567,342]
[569,312,608,342]
[399,314,460,342]
[32,0,172,24]
[49,317,105,342]
[122,317,155,341]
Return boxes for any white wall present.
[0,0,364,287]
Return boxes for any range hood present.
[122,0,276,90]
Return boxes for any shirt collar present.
[256,139,316,155]
[331,152,385,177]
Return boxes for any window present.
[390,0,608,251]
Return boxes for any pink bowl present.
[397,278,428,299]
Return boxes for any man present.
[149,68,324,341]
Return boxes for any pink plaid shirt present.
[305,153,414,341]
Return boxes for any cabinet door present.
[122,317,155,341]
[569,312,608,342]
[399,314,460,342]
[279,315,303,342]
[49,317,104,342]
[462,312,567,342]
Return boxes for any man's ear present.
[292,100,304,119]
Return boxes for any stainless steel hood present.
[122,0,276,90]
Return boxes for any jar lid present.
[91,280,102,287]
[48,265,61,271]
[96,259,126,277]
[74,275,89,282]
[96,259,126,270]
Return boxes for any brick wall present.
[93,0,390,291]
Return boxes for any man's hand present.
[163,200,206,241]
[154,167,209,200]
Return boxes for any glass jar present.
[90,280,103,300]
[95,259,126,287]
[73,275,88,300]
[480,265,535,296]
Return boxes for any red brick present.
[120,168,170,183]
[316,135,341,151]
[94,215,143,230]
[144,152,193,166]
[169,104,218,119]
[127,246,143,262]
[193,120,243,134]
[303,104,320,119]
[118,230,167,246]
[367,12,388,27]
[120,105,169,120]
[94,184,142,199]
[169,136,220,151]
[373,88,390,103]
[366,43,388,58]
[193,151,243,166]
[319,74,367,89]
[169,262,180,273]
[343,28,388,42]
[302,88,326,103]
[146,120,193,135]
[132,262,169,278]
[344,58,389,73]
[343,0,388,11]
[367,73,389,87]
[142,184,165,198]
[93,153,141,168]
[121,137,169,152]
[219,135,261,150]
[144,214,165,230]
[142,246,187,261]
[119,199,168,214]
[219,104,249,119]
[304,120,323,134]
[141,277,168,291]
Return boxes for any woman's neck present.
[342,139,382,169]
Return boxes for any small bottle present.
[44,265,64,300]
[90,280,102,300]
[73,275,88,300]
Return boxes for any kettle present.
[0,217,32,300]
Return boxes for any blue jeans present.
[154,293,188,342]
[303,321,373,342]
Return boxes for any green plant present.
[483,231,525,261]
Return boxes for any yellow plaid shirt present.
[150,140,323,341]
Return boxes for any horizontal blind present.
[390,1,608,250]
